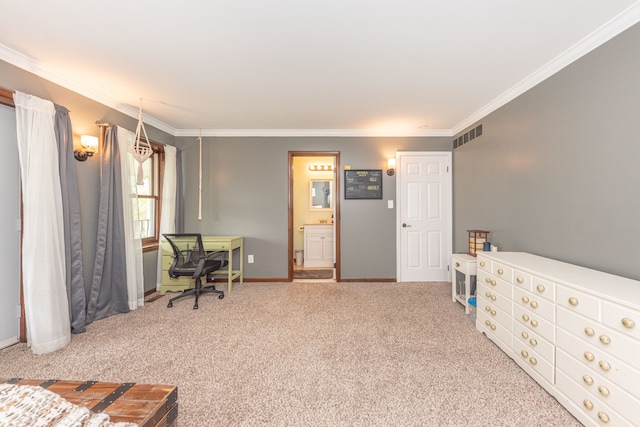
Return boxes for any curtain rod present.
[95,121,111,127]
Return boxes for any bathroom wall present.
[293,156,335,255]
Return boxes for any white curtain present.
[14,91,70,354]
[117,126,145,310]
[156,145,177,291]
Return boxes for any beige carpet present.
[0,282,581,426]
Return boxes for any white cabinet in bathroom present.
[303,225,334,268]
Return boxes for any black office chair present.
[163,233,225,309]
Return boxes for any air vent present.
[453,123,484,149]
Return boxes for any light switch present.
[388,200,394,209]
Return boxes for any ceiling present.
[1,1,640,137]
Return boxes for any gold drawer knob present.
[455,262,460,268]
[479,261,485,267]
[584,327,595,337]
[521,331,529,339]
[490,310,496,316]
[497,268,504,275]
[536,284,545,293]
[485,320,491,326]
[491,280,496,286]
[599,335,611,345]
[599,360,611,371]
[522,314,530,322]
[522,296,530,303]
[530,301,538,309]
[490,324,496,331]
[529,357,537,365]
[530,320,538,327]
[569,297,579,306]
[583,375,593,385]
[486,277,491,283]
[485,291,491,297]
[485,306,491,312]
[521,350,529,358]
[621,317,635,329]
[491,295,497,301]
[530,338,537,346]
[598,386,610,397]
[584,352,595,362]
[516,276,524,284]
[583,400,594,410]
[598,412,610,424]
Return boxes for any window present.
[132,140,164,248]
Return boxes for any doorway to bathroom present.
[288,151,340,282]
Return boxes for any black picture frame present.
[344,169,383,199]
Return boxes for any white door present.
[0,104,21,349]
[396,152,451,282]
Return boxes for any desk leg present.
[227,248,233,294]
[239,244,243,285]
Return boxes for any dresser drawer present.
[513,341,554,384]
[514,304,555,343]
[477,255,490,272]
[478,283,511,314]
[557,349,640,421]
[531,275,556,302]
[602,301,640,341]
[477,310,512,352]
[557,285,601,321]
[514,287,555,324]
[491,261,514,283]
[478,271,513,300]
[558,307,640,368]
[556,327,640,397]
[514,323,555,363]
[513,269,531,291]
[556,370,635,427]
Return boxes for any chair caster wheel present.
[167,302,173,308]
[193,304,199,309]
[219,294,224,299]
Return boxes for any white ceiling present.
[1,0,640,137]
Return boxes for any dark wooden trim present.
[339,279,397,282]
[288,151,341,283]
[0,87,14,108]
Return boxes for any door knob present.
[402,223,411,227]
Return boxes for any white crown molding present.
[452,1,640,136]
[174,128,452,138]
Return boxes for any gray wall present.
[453,22,640,280]
[176,136,451,279]
[0,60,174,292]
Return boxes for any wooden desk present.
[160,236,243,294]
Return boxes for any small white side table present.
[451,254,477,314]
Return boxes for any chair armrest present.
[192,258,206,278]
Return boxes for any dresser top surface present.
[478,252,640,307]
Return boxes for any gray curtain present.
[175,148,184,233]
[86,125,130,323]
[54,105,86,334]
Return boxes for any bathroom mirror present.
[310,180,333,210]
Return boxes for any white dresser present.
[476,252,640,427]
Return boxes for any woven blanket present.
[0,383,137,427]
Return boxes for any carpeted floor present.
[0,282,581,426]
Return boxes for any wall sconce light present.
[74,135,99,161]
[309,164,334,172]
[387,158,396,176]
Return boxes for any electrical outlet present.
[388,200,394,209]
[248,254,254,264]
